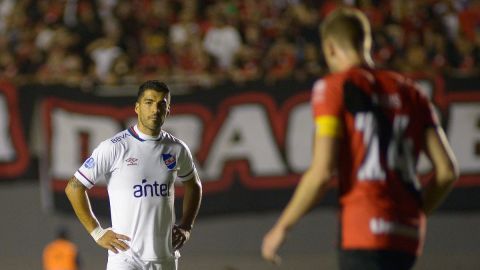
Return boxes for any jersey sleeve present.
[311,77,344,137]
[176,142,198,182]
[74,141,117,189]
[414,84,440,128]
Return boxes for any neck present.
[137,123,160,136]
[332,51,373,72]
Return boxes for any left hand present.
[172,225,191,250]
[96,229,130,253]
[261,226,286,265]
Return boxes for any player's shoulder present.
[374,68,415,86]
[105,128,132,145]
[160,130,190,150]
[94,129,131,152]
[316,68,360,90]
[320,70,351,84]
[313,69,356,99]
[379,69,425,93]
[374,69,431,105]
[85,129,129,160]
[313,73,340,93]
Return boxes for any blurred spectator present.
[86,19,123,83]
[63,54,84,86]
[43,227,80,270]
[0,51,18,80]
[458,0,480,41]
[172,37,215,87]
[36,47,83,86]
[136,29,171,81]
[0,0,15,34]
[434,0,461,41]
[399,44,431,74]
[447,33,478,76]
[170,8,200,47]
[289,2,321,44]
[229,45,262,84]
[1,0,479,88]
[372,31,395,67]
[104,53,137,85]
[35,25,82,85]
[203,9,242,70]
[264,36,297,83]
[35,22,56,52]
[69,1,103,56]
[113,0,142,59]
[294,42,323,81]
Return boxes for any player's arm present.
[65,176,130,253]
[262,116,339,264]
[65,177,100,232]
[172,174,202,250]
[180,174,202,229]
[422,126,459,215]
[269,136,338,231]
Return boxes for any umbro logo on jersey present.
[125,157,138,166]
[161,153,176,170]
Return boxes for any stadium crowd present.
[0,0,479,91]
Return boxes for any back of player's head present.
[137,80,170,101]
[320,8,372,54]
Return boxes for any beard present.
[141,116,164,133]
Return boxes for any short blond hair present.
[320,8,372,54]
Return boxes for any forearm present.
[422,171,457,215]
[423,127,459,215]
[65,177,101,233]
[275,169,330,231]
[180,179,202,229]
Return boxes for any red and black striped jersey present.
[311,66,438,255]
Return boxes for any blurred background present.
[1,0,480,269]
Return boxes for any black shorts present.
[338,249,417,270]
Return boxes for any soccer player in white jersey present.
[65,80,202,270]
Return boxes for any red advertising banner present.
[1,77,480,214]
[0,81,29,179]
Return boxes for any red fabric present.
[459,8,480,41]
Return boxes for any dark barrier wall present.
[1,77,480,216]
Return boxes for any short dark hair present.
[320,8,372,54]
[137,80,170,101]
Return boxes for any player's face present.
[135,89,170,135]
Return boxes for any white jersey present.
[75,125,198,262]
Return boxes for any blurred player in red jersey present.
[262,8,459,270]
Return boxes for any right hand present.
[262,226,286,265]
[97,230,131,253]
[172,225,191,250]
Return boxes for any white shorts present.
[106,254,178,270]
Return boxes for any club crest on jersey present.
[83,157,95,169]
[162,153,176,170]
[125,157,138,166]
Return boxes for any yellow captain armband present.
[315,116,342,137]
